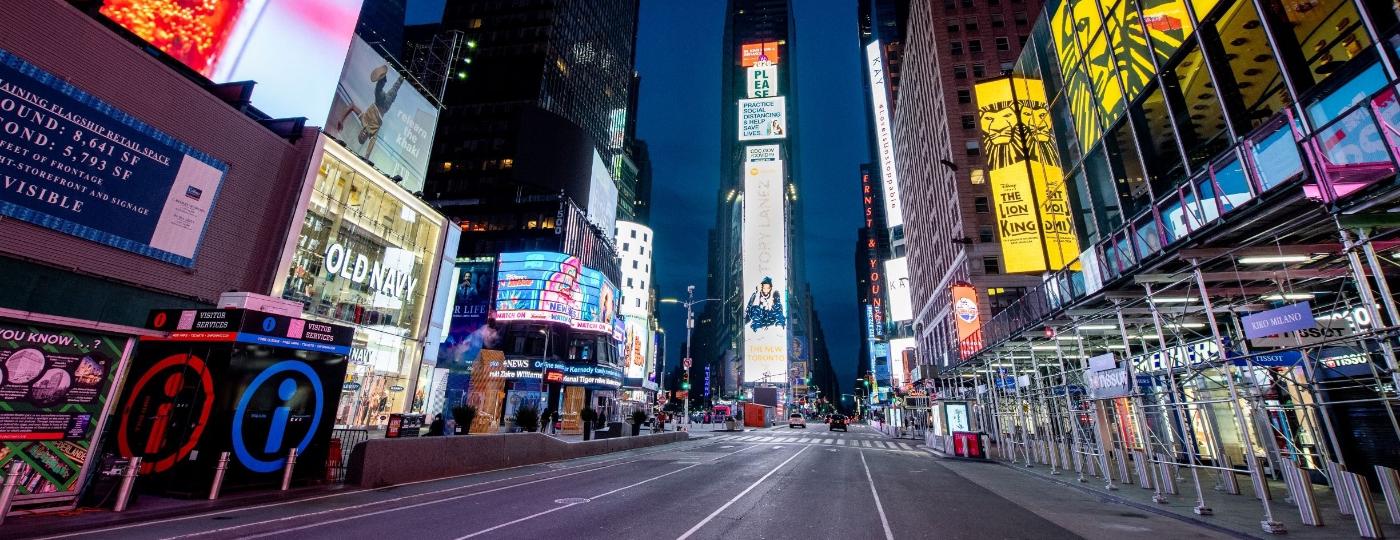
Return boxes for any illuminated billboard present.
[747,64,778,98]
[494,252,618,334]
[742,160,789,383]
[738,97,787,141]
[326,36,440,192]
[623,315,650,383]
[740,42,781,67]
[975,76,1080,274]
[865,41,905,229]
[889,337,916,389]
[952,284,983,359]
[884,257,913,322]
[100,0,364,121]
[746,145,780,163]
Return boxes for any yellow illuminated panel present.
[1139,0,1193,63]
[1105,0,1154,103]
[976,77,1082,274]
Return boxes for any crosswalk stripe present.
[837,439,847,446]
[896,443,912,450]
[878,441,892,449]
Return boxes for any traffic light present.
[681,381,691,390]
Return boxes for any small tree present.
[630,410,648,436]
[580,407,598,441]
[515,405,540,432]
[451,405,478,435]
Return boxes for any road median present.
[346,432,690,488]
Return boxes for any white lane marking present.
[35,441,703,540]
[456,461,706,539]
[820,439,833,445]
[896,443,912,450]
[860,450,895,540]
[720,445,735,449]
[169,459,644,539]
[837,439,847,446]
[676,445,812,540]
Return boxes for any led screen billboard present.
[884,258,913,322]
[622,315,649,383]
[747,64,777,98]
[740,42,781,67]
[975,76,1080,274]
[889,337,916,389]
[738,98,787,141]
[495,252,580,325]
[326,36,440,192]
[952,284,983,359]
[865,41,905,229]
[746,145,780,163]
[99,0,363,121]
[742,160,788,383]
[0,48,226,268]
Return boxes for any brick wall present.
[0,0,318,305]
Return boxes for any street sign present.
[683,357,692,369]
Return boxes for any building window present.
[630,229,637,238]
[978,226,994,243]
[953,65,968,79]
[964,19,978,32]
[972,63,985,78]
[950,41,963,55]
[991,14,1004,28]
[948,22,959,34]
[943,0,955,9]
[956,89,971,103]
[633,260,639,269]
[962,0,973,7]
[990,0,1000,5]
[988,287,1025,315]
[968,40,981,53]
[1019,35,1027,46]
[1000,61,1014,74]
[995,37,1010,51]
[983,257,1001,274]
[639,246,645,255]
[965,139,981,156]
[961,114,975,129]
[623,242,629,251]
[1014,11,1028,25]
[974,196,990,213]
[970,168,985,184]
[627,278,634,287]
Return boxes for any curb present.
[992,460,1262,540]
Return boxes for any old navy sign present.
[1241,302,1316,340]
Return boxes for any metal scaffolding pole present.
[1055,329,1087,483]
[1076,330,1117,490]
[1191,259,1285,533]
[1144,283,1211,515]
[1115,300,1165,501]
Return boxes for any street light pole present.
[660,286,720,432]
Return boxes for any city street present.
[24,427,1230,540]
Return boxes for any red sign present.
[683,357,692,369]
[544,369,565,383]
[741,42,781,67]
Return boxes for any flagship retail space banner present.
[0,48,227,267]
[0,321,127,498]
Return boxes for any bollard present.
[1133,450,1153,490]
[1376,465,1400,525]
[0,461,27,526]
[281,448,298,491]
[113,457,142,512]
[1284,460,1322,526]
[208,452,231,500]
[1328,461,1354,516]
[1157,454,1178,496]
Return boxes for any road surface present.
[25,424,1230,540]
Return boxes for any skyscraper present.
[695,0,809,404]
[891,0,1045,370]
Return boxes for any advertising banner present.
[889,337,916,389]
[0,48,227,267]
[100,0,364,121]
[1086,367,1131,400]
[438,258,496,413]
[747,64,778,98]
[0,322,128,501]
[1241,302,1317,340]
[623,315,650,384]
[495,252,582,325]
[975,76,1080,273]
[952,284,982,358]
[742,160,789,383]
[738,97,787,141]
[740,42,781,67]
[326,36,440,192]
[884,258,914,321]
[866,40,904,229]
[745,145,780,163]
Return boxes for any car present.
[788,413,806,428]
[829,414,848,432]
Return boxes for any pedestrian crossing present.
[707,433,926,454]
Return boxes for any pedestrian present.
[426,414,445,436]
[551,409,561,433]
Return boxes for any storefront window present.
[1106,120,1153,217]
[1248,116,1305,191]
[1159,193,1189,243]
[1181,181,1208,229]
[1051,98,1084,166]
[1283,0,1374,90]
[1132,213,1162,257]
[1133,83,1190,194]
[1033,22,1064,99]
[1065,66,1106,152]
[1084,32,1128,126]
[284,150,444,427]
[1067,168,1100,244]
[1193,171,1224,223]
[1084,146,1125,232]
[1105,0,1154,102]
[1307,61,1386,125]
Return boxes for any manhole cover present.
[555,498,589,504]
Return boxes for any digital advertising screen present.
[865,40,905,229]
[99,0,364,121]
[495,252,581,325]
[437,258,496,411]
[747,64,777,98]
[884,257,914,322]
[738,97,787,141]
[326,36,440,193]
[742,160,789,383]
[622,316,650,383]
[740,42,781,67]
[0,48,226,268]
